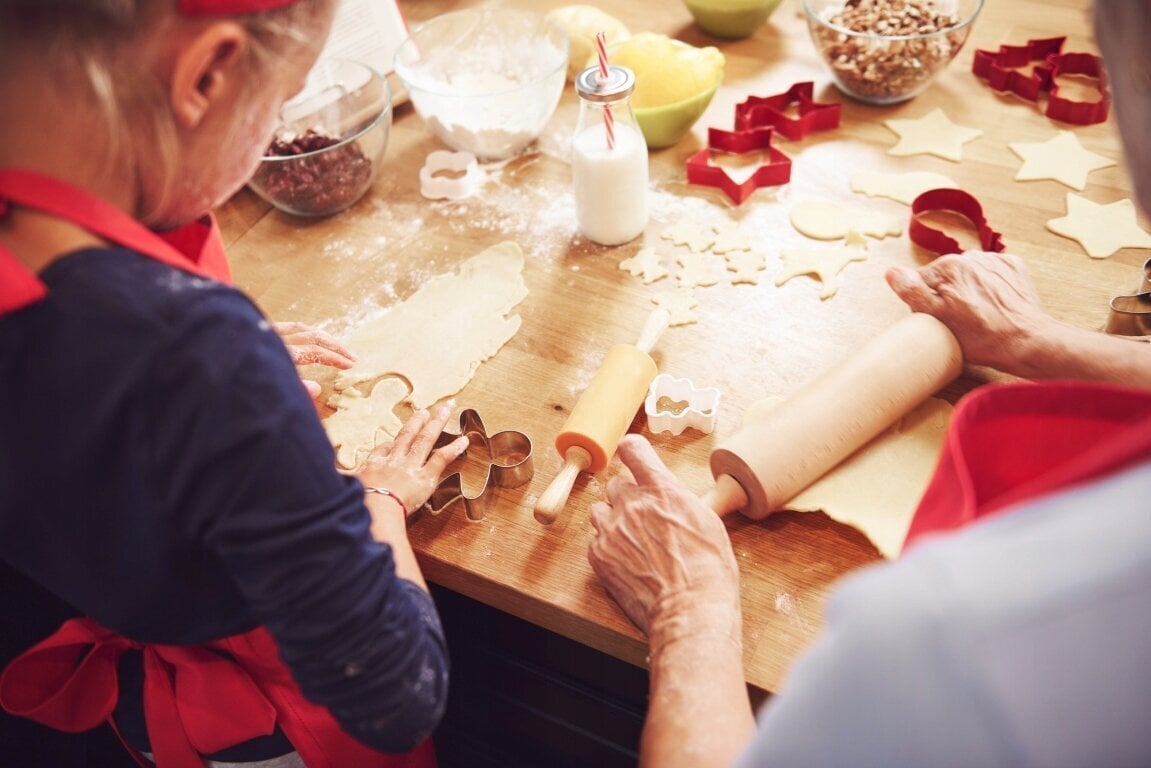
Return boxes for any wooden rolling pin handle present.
[635,307,671,354]
[701,474,750,517]
[534,446,594,525]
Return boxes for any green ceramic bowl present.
[633,78,722,149]
[682,0,785,39]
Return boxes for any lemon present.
[545,5,631,81]
[606,32,725,109]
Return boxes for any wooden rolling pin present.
[703,312,962,519]
[535,308,671,524]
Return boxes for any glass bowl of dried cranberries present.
[249,59,391,217]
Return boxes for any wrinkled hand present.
[886,251,1056,374]
[588,435,741,648]
[274,321,356,399]
[356,405,469,515]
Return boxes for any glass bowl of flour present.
[394,7,568,162]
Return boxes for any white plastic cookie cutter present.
[419,149,484,201]
[645,373,721,436]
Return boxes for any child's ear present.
[171,22,247,129]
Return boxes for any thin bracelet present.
[363,486,409,517]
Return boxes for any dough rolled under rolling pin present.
[535,308,671,525]
[703,313,963,519]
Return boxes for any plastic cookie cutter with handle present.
[1105,258,1151,339]
[909,188,1005,256]
[685,125,792,205]
[424,408,533,521]
[645,373,721,436]
[733,81,841,141]
[419,150,484,201]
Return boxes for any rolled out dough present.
[745,395,953,559]
[325,241,528,468]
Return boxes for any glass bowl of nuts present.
[803,0,982,105]
[248,59,391,217]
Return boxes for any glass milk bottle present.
[572,65,649,246]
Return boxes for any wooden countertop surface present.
[217,0,1146,695]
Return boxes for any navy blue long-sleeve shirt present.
[0,247,448,754]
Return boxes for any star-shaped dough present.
[776,232,868,299]
[619,247,669,284]
[652,288,699,326]
[676,252,722,287]
[884,108,983,162]
[1046,193,1151,259]
[711,221,753,254]
[725,250,769,285]
[1008,130,1116,191]
[661,218,716,252]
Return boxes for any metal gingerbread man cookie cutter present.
[1105,258,1151,339]
[424,408,533,521]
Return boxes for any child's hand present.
[356,405,469,515]
[274,321,356,399]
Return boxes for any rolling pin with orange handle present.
[703,312,963,519]
[534,308,671,525]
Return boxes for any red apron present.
[0,169,435,768]
[904,378,1151,549]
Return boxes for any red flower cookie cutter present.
[685,126,792,205]
[909,188,1005,256]
[734,81,842,141]
[972,36,1110,125]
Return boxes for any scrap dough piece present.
[776,231,868,299]
[652,288,699,326]
[661,218,716,252]
[744,396,953,559]
[789,199,902,240]
[884,108,982,162]
[325,241,528,467]
[1045,193,1151,259]
[725,250,768,285]
[1008,130,1116,191]
[851,170,959,205]
[711,221,753,254]
[620,247,670,284]
[676,252,722,287]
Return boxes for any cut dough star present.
[1046,193,1151,259]
[653,288,699,326]
[661,218,716,252]
[676,252,722,287]
[725,250,769,285]
[1008,130,1116,191]
[619,247,669,284]
[711,221,753,254]
[776,232,868,299]
[884,108,983,162]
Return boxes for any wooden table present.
[217,0,1145,697]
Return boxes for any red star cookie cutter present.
[685,126,792,205]
[972,36,1110,125]
[733,81,841,141]
[909,188,1005,256]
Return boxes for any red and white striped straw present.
[595,31,615,150]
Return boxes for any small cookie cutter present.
[645,373,720,436]
[734,81,841,141]
[1105,258,1151,338]
[909,188,1005,256]
[425,408,533,521]
[972,36,1110,125]
[419,150,484,201]
[685,126,792,205]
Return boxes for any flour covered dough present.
[744,395,952,559]
[325,241,528,468]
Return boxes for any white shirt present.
[735,460,1151,767]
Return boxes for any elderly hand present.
[274,321,356,399]
[588,435,741,651]
[355,405,469,516]
[885,251,1058,375]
